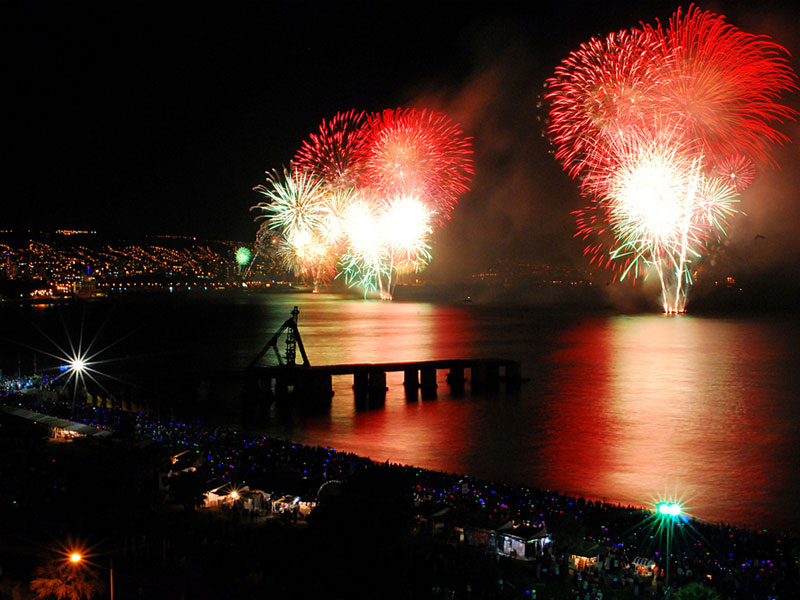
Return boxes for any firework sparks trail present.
[251,168,340,290]
[644,5,798,168]
[337,197,390,298]
[336,193,435,299]
[379,194,434,277]
[712,154,756,193]
[242,222,280,280]
[601,133,739,311]
[252,168,327,234]
[355,108,474,223]
[292,109,367,189]
[250,107,473,298]
[277,227,338,291]
[547,4,797,312]
[546,27,663,182]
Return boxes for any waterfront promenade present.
[2,383,798,599]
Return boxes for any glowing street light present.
[655,501,682,595]
[64,544,114,600]
[657,501,681,517]
[68,357,87,373]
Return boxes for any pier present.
[244,307,523,407]
[245,357,522,406]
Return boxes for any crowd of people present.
[2,384,798,599]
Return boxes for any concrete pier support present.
[403,368,420,401]
[295,371,333,405]
[447,366,465,395]
[486,364,500,389]
[420,367,437,399]
[368,371,387,406]
[470,363,485,390]
[353,372,369,405]
[403,368,419,389]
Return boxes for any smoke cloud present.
[404,9,800,308]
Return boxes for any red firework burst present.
[712,154,756,192]
[547,4,797,295]
[546,27,662,181]
[355,108,474,220]
[643,4,798,168]
[547,5,797,181]
[292,109,367,188]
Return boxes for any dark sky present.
[8,0,800,282]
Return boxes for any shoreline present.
[1,387,796,537]
[3,390,800,599]
[2,389,796,537]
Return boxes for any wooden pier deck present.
[245,358,522,406]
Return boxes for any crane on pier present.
[248,306,310,369]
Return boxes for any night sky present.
[9,0,800,283]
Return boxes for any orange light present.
[70,553,82,563]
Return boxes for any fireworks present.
[251,108,473,298]
[235,247,252,267]
[645,6,797,167]
[292,109,367,189]
[356,108,474,221]
[253,169,328,235]
[547,5,797,312]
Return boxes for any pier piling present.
[245,358,522,409]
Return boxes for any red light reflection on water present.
[540,315,789,527]
[256,296,799,530]
[290,299,481,471]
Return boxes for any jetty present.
[244,307,523,406]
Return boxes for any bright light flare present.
[657,501,682,517]
[612,153,688,245]
[380,195,433,251]
[343,200,383,260]
[379,195,433,274]
[51,536,97,568]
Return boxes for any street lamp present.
[655,501,682,595]
[65,547,113,600]
[69,357,87,373]
[61,353,89,419]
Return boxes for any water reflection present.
[539,315,796,528]
[297,297,478,365]
[272,296,482,472]
[260,302,798,529]
[5,294,797,529]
